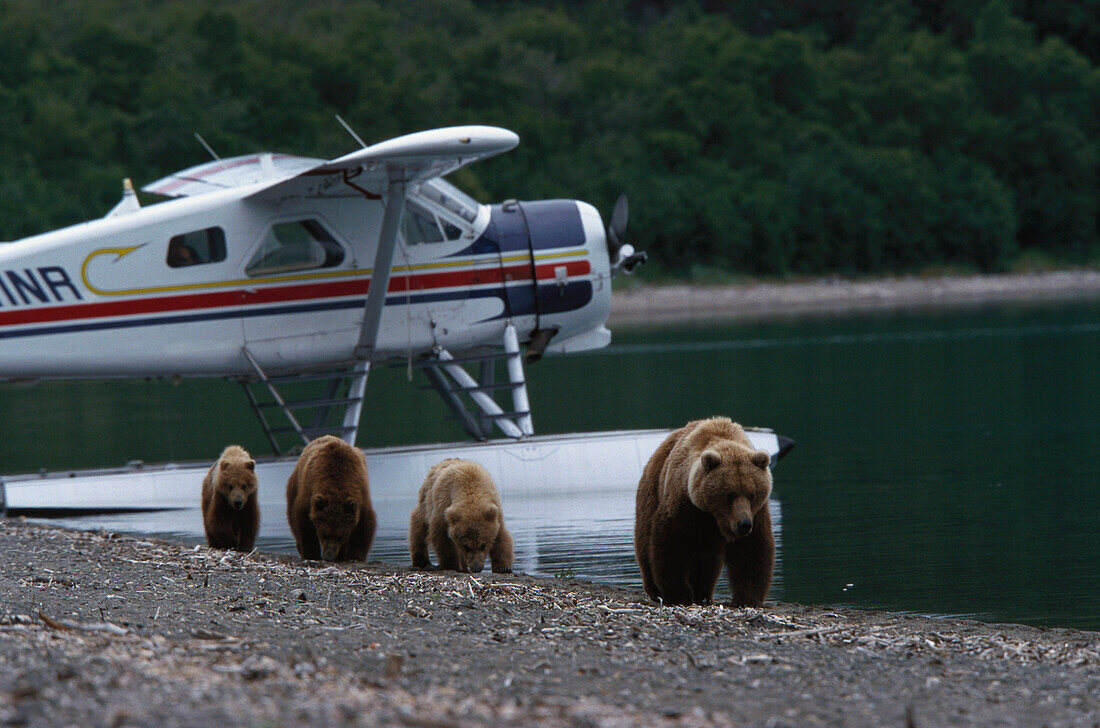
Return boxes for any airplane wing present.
[144,126,520,374]
[142,126,519,199]
[141,153,324,197]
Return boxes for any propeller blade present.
[610,194,628,243]
[607,193,645,276]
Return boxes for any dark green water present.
[3,299,1099,629]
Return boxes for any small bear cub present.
[201,445,260,552]
[286,435,376,562]
[409,458,513,574]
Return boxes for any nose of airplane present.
[575,201,610,269]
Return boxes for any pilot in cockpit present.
[167,238,200,267]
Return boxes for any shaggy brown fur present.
[285,435,376,562]
[201,445,260,552]
[634,417,774,607]
[409,458,513,574]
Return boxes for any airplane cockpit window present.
[245,219,345,276]
[441,220,462,240]
[167,227,227,268]
[419,179,479,223]
[403,201,460,245]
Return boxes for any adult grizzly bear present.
[201,445,260,552]
[634,417,774,607]
[409,458,513,574]
[285,435,376,562]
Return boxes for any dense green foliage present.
[2,0,1099,276]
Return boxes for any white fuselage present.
[0,179,612,379]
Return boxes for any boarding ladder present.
[403,323,534,442]
[238,323,533,453]
[238,351,369,456]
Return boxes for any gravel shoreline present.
[608,270,1100,324]
[2,520,1098,727]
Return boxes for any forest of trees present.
[2,0,1099,279]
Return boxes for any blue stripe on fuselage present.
[0,281,593,340]
[451,200,585,257]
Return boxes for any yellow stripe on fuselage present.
[80,246,589,297]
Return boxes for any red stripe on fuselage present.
[0,259,591,328]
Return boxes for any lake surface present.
[2,298,1098,630]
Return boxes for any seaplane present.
[0,124,792,573]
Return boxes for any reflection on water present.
[8,299,1100,629]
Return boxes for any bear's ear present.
[445,506,460,525]
[750,450,770,469]
[342,499,357,514]
[245,459,255,471]
[701,450,721,473]
[482,504,499,522]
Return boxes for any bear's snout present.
[231,495,246,510]
[735,518,753,537]
[319,539,343,561]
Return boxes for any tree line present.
[1,0,1098,278]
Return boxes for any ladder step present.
[258,396,363,410]
[417,382,522,394]
[261,369,367,385]
[300,425,357,436]
[406,351,519,368]
[475,411,531,420]
[269,425,357,436]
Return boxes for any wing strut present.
[355,179,406,361]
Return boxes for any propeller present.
[607,194,647,276]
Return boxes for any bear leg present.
[725,502,775,607]
[343,507,376,561]
[489,525,514,573]
[429,520,463,571]
[688,552,725,605]
[293,509,322,560]
[635,542,660,602]
[650,545,697,606]
[204,504,238,550]
[409,506,432,568]
[205,527,235,550]
[235,501,260,552]
[652,570,695,606]
[646,521,700,605]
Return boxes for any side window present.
[245,219,345,276]
[441,221,463,241]
[402,205,444,244]
[402,201,465,244]
[167,227,227,268]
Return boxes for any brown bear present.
[201,445,260,552]
[409,458,514,574]
[285,435,376,562]
[634,417,774,607]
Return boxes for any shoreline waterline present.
[609,270,1100,324]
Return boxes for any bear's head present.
[310,494,361,561]
[687,441,772,542]
[217,457,257,511]
[445,504,501,573]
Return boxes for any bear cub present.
[201,445,260,552]
[409,458,513,574]
[286,435,376,561]
[634,417,774,607]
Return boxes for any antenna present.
[335,115,368,149]
[194,133,223,162]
